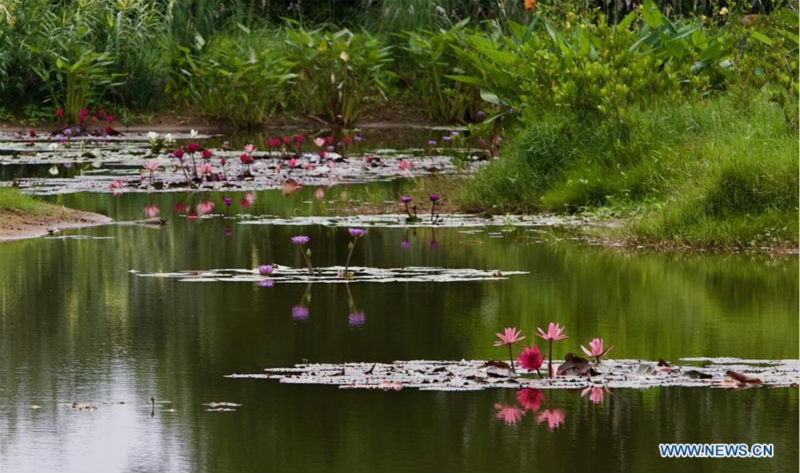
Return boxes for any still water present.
[1,185,797,472]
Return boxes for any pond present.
[0,134,798,472]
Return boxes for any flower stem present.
[508,344,515,374]
[430,202,436,223]
[548,340,553,378]
[344,238,357,276]
[300,249,313,276]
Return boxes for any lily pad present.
[225,358,800,391]
[133,266,528,284]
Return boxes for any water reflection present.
[581,386,611,404]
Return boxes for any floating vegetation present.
[0,133,485,195]
[225,358,800,391]
[203,402,242,412]
[134,266,528,284]
[238,213,586,228]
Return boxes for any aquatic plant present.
[143,160,159,185]
[283,27,393,126]
[581,338,613,364]
[536,323,568,378]
[517,344,545,377]
[258,264,274,276]
[494,327,525,373]
[343,228,367,278]
[429,194,440,223]
[291,235,314,275]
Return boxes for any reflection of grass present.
[0,187,56,215]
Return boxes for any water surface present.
[0,187,797,472]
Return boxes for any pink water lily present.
[537,322,568,378]
[313,137,326,147]
[536,322,568,341]
[243,144,255,154]
[494,403,524,426]
[494,327,525,346]
[494,327,525,373]
[517,344,545,376]
[198,162,213,176]
[581,337,613,363]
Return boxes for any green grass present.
[0,188,54,215]
[458,93,799,248]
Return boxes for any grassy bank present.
[0,187,53,215]
[456,94,798,248]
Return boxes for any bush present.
[174,27,296,128]
[283,26,394,126]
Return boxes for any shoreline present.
[0,205,112,242]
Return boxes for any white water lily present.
[164,133,175,144]
[48,143,59,152]
[189,129,198,138]
[147,131,159,143]
[48,165,59,176]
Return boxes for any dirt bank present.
[0,205,111,242]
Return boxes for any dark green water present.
[1,186,797,472]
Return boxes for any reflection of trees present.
[439,233,798,360]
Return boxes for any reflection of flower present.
[581,386,610,405]
[259,278,274,288]
[348,312,366,326]
[400,239,411,249]
[197,201,215,215]
[536,409,566,431]
[292,305,309,320]
[516,389,544,412]
[143,205,160,218]
[494,403,524,426]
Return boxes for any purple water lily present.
[292,235,313,275]
[344,228,367,277]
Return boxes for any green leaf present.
[479,89,501,105]
[749,30,773,45]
